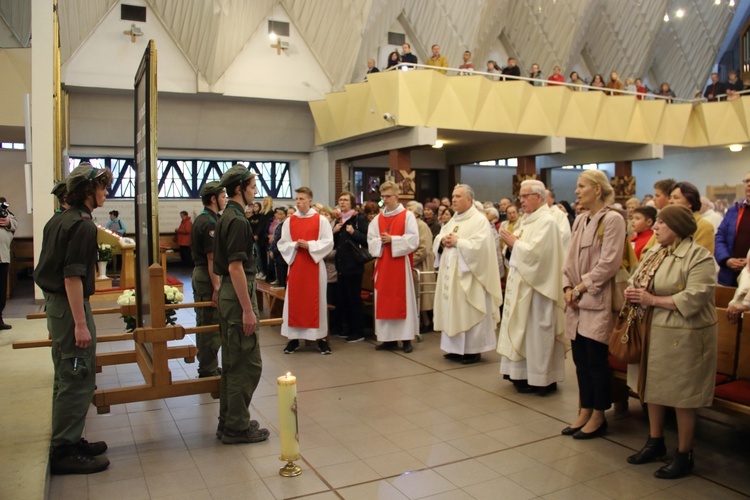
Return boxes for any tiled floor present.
[2,268,750,499]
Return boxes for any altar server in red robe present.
[278,187,334,354]
[367,181,419,353]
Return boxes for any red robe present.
[287,214,320,328]
[374,210,413,319]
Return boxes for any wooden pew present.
[715,285,737,309]
[713,312,750,418]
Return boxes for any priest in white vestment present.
[433,184,503,364]
[498,180,567,394]
[368,182,419,352]
[277,187,334,354]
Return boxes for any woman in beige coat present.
[624,205,717,479]
[406,201,436,332]
[562,170,626,439]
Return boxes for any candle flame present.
[286,372,292,378]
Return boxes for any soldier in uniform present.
[191,181,226,378]
[33,163,113,474]
[52,181,69,213]
[214,164,270,444]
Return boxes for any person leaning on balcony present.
[426,44,448,74]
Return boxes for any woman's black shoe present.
[561,424,583,436]
[572,420,608,440]
[654,449,693,479]
[627,436,666,465]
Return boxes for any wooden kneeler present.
[16,264,281,414]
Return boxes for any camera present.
[0,202,9,219]
[383,112,395,122]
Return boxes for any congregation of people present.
[367,44,748,102]
[34,157,750,481]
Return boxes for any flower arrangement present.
[117,286,185,332]
[164,286,185,326]
[97,243,112,262]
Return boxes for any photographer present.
[0,197,17,330]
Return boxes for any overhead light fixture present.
[675,8,685,18]
[269,31,277,41]
[123,24,143,43]
[715,0,722,4]
[433,140,444,149]
[729,144,743,152]
[730,0,735,6]
[663,12,670,22]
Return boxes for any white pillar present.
[31,0,55,300]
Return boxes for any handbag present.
[609,303,651,364]
[346,238,373,263]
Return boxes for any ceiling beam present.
[446,135,566,165]
[328,126,437,161]
[536,143,664,169]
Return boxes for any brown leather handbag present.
[609,304,651,364]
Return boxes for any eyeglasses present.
[519,193,538,199]
[743,179,750,184]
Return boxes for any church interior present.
[2,0,750,498]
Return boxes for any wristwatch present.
[572,286,581,299]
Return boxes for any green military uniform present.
[191,182,223,377]
[214,166,263,435]
[33,173,99,451]
[34,163,110,474]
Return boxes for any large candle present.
[277,372,300,461]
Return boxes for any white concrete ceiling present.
[0,0,740,99]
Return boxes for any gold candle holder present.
[279,460,302,477]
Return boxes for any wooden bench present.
[256,280,285,318]
[712,311,750,418]
[611,287,750,422]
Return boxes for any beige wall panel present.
[473,86,519,134]
[446,76,490,129]
[325,92,353,139]
[516,90,555,136]
[309,100,338,145]
[562,91,606,139]
[366,71,402,125]
[496,81,534,133]
[625,106,652,144]
[394,70,445,126]
[0,49,30,127]
[683,111,710,148]
[655,104,693,146]
[636,100,667,142]
[694,102,748,146]
[592,95,637,142]
[425,82,473,129]
[731,98,750,137]
[342,82,371,132]
[534,86,570,133]
[407,71,450,126]
[556,92,595,138]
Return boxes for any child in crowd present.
[630,206,657,260]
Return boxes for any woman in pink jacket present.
[561,170,626,439]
